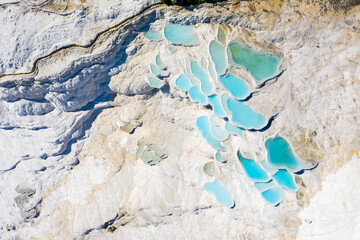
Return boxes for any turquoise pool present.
[150,64,164,76]
[175,74,192,91]
[273,169,299,192]
[254,180,277,192]
[237,151,270,182]
[189,87,208,105]
[211,125,229,142]
[164,24,200,46]
[226,98,268,130]
[215,152,225,163]
[261,187,284,205]
[209,40,227,75]
[191,61,213,96]
[144,30,163,41]
[228,41,282,83]
[224,120,243,137]
[219,74,251,100]
[261,160,277,175]
[265,136,308,172]
[156,55,166,69]
[197,116,226,151]
[148,77,164,88]
[204,179,234,207]
[208,95,226,118]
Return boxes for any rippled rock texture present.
[0,0,359,239]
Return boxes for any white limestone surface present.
[0,0,359,239]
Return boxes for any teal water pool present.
[254,180,277,192]
[144,30,163,41]
[215,152,225,163]
[228,41,282,83]
[150,64,164,76]
[261,187,284,205]
[209,40,227,75]
[219,74,251,100]
[197,116,225,151]
[261,160,277,175]
[237,151,270,182]
[224,120,243,137]
[204,179,234,207]
[211,125,229,142]
[226,98,268,130]
[191,61,213,96]
[156,55,166,69]
[189,87,208,105]
[273,169,299,192]
[164,24,200,46]
[148,77,164,88]
[265,136,308,172]
[208,95,226,118]
[175,74,192,91]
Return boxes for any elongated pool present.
[209,40,227,75]
[144,30,163,41]
[219,74,251,100]
[265,136,308,172]
[228,41,282,83]
[225,97,268,130]
[191,61,213,96]
[204,179,234,207]
[261,187,284,205]
[197,116,225,151]
[273,169,299,192]
[164,24,200,46]
[237,151,270,182]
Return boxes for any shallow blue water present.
[224,121,243,137]
[211,125,229,142]
[189,87,208,105]
[215,152,225,163]
[209,95,226,118]
[144,30,163,41]
[204,179,234,207]
[148,77,164,88]
[156,55,166,69]
[228,41,282,83]
[196,116,225,151]
[265,136,308,172]
[209,40,227,75]
[219,74,251,100]
[164,24,200,46]
[254,180,277,192]
[175,74,192,91]
[150,64,164,76]
[226,98,268,130]
[220,94,232,115]
[261,160,277,175]
[191,61,213,96]
[261,187,284,205]
[273,169,299,192]
[237,151,270,182]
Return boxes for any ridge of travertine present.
[0,0,359,239]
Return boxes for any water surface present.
[144,30,163,41]
[226,98,268,130]
[204,179,234,207]
[273,169,299,192]
[265,136,308,172]
[209,40,227,75]
[197,116,225,151]
[164,24,200,46]
[228,41,281,83]
[237,151,270,182]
